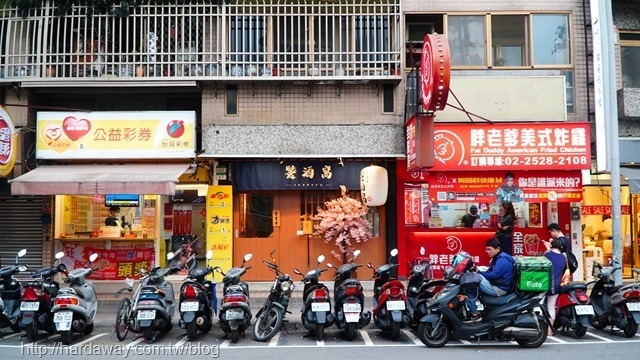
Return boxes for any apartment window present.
[620,32,640,88]
[229,16,266,66]
[383,84,394,113]
[532,14,570,65]
[226,85,238,115]
[355,16,391,67]
[448,15,486,66]
[274,16,308,69]
[491,15,527,67]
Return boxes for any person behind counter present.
[495,201,515,255]
[105,206,122,227]
[461,205,479,228]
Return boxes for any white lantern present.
[360,165,388,207]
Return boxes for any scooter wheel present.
[59,331,73,345]
[253,307,283,342]
[623,319,638,338]
[418,321,450,348]
[344,323,357,341]
[83,323,94,335]
[389,322,401,341]
[574,323,587,338]
[25,321,38,342]
[230,329,240,343]
[316,324,324,341]
[186,321,198,341]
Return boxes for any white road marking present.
[71,333,107,347]
[124,337,144,349]
[1,333,21,340]
[219,339,231,348]
[173,336,188,348]
[546,336,568,343]
[459,339,472,345]
[268,332,280,347]
[316,338,325,346]
[585,331,615,342]
[359,330,374,346]
[402,329,422,345]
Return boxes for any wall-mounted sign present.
[405,115,434,171]
[420,33,451,113]
[581,205,630,216]
[36,111,196,159]
[0,106,17,177]
[431,122,591,171]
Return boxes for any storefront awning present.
[8,164,191,195]
[621,167,640,194]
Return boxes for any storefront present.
[9,111,197,280]
[397,121,592,279]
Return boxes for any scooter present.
[20,251,67,341]
[406,247,447,330]
[253,250,295,342]
[178,250,217,340]
[551,279,594,337]
[367,249,410,340]
[417,267,548,348]
[588,256,640,337]
[327,250,371,341]
[133,252,182,342]
[216,253,252,343]
[0,249,28,333]
[51,253,99,345]
[293,254,335,341]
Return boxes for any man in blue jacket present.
[464,237,515,322]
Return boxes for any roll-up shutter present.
[0,196,43,269]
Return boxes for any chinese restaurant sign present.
[0,106,17,176]
[231,161,374,190]
[36,111,196,159]
[61,242,155,280]
[428,170,582,203]
[406,115,434,171]
[206,185,233,282]
[431,122,591,171]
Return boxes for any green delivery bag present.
[514,256,552,292]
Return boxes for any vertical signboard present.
[206,185,233,281]
[0,106,17,177]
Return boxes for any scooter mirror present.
[55,251,65,260]
[89,253,99,263]
[317,255,325,263]
[420,246,426,256]
[390,249,398,257]
[18,249,27,258]
[244,253,253,262]
[206,250,213,260]
[612,255,621,263]
[214,267,222,273]
[353,250,361,259]
[293,268,303,275]
[125,278,135,288]
[166,252,175,261]
[18,265,27,272]
[367,263,373,268]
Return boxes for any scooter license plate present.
[180,301,199,312]
[343,303,361,313]
[311,303,330,312]
[226,309,244,320]
[575,305,595,315]
[54,311,73,331]
[627,302,640,311]
[386,300,406,311]
[137,310,156,320]
[20,302,39,311]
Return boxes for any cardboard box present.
[514,256,552,292]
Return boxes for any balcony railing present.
[0,0,402,84]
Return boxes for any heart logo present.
[62,116,92,141]
[42,123,63,145]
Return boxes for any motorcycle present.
[0,249,28,333]
[417,267,548,348]
[131,252,182,343]
[20,251,67,341]
[253,250,295,342]
[178,250,218,340]
[51,253,99,345]
[551,279,594,337]
[367,249,410,340]
[588,256,640,337]
[293,254,335,341]
[326,249,371,341]
[406,246,447,331]
[216,253,252,343]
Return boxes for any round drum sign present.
[420,34,451,113]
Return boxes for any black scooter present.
[417,268,548,348]
[178,250,218,340]
[293,254,335,341]
[0,249,28,333]
[406,246,447,330]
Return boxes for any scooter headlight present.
[280,280,292,292]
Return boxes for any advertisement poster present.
[61,241,155,280]
[206,185,233,281]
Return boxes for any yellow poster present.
[206,185,233,281]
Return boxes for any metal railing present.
[0,0,402,82]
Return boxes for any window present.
[491,15,527,67]
[229,15,266,71]
[355,16,391,68]
[238,193,273,238]
[383,84,394,113]
[532,14,570,65]
[620,32,640,88]
[448,15,486,66]
[226,85,238,115]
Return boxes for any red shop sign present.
[431,122,591,171]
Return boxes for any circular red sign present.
[420,34,451,113]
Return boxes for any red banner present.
[431,122,591,171]
[581,205,630,215]
[61,242,155,280]
[428,170,582,203]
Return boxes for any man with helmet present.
[462,238,515,322]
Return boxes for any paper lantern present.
[360,165,388,207]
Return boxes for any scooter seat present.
[560,282,588,293]
[481,292,518,306]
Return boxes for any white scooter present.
[51,253,99,345]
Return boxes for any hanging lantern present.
[360,165,388,207]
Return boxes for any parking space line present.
[219,339,231,348]
[1,333,21,340]
[459,339,472,345]
[124,337,144,349]
[401,329,422,345]
[585,332,615,342]
[71,333,107,348]
[316,339,325,347]
[547,336,568,343]
[268,333,280,347]
[173,336,188,348]
[360,330,374,346]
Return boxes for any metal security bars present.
[0,0,402,83]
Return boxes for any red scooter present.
[367,249,410,340]
[551,281,594,337]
